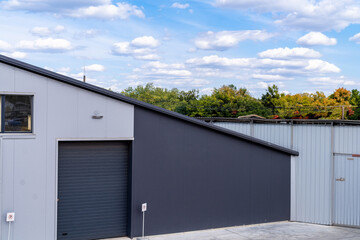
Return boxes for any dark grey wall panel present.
[57,141,130,240]
[131,107,290,237]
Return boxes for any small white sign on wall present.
[6,212,15,222]
[142,203,147,212]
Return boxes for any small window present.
[1,95,33,133]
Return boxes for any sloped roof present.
[0,54,298,156]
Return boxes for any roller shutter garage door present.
[57,141,130,240]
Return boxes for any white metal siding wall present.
[254,124,292,149]
[0,62,134,240]
[292,125,332,224]
[214,122,251,135]
[213,122,350,225]
[334,126,360,154]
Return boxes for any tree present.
[121,83,360,120]
[348,89,360,120]
[261,85,284,116]
[122,83,180,111]
[187,85,270,117]
[329,87,351,103]
[327,88,351,119]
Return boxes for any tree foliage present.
[121,83,360,120]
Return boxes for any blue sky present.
[1,0,360,96]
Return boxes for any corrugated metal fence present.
[214,122,360,227]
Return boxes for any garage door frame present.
[54,138,133,240]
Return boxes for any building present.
[199,117,360,228]
[0,55,298,240]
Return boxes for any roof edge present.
[197,117,360,125]
[0,55,299,156]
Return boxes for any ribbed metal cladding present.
[214,122,251,135]
[334,126,360,154]
[212,122,360,226]
[254,124,292,149]
[334,154,360,227]
[292,125,332,225]
[57,141,129,240]
[214,122,334,225]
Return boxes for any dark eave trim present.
[0,55,299,156]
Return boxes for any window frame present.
[0,94,34,134]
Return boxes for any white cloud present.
[17,38,72,51]
[74,29,98,39]
[135,54,160,61]
[153,78,209,87]
[2,0,110,11]
[138,61,191,77]
[186,55,253,67]
[257,58,306,68]
[199,87,213,95]
[186,55,310,69]
[152,69,192,77]
[349,33,360,44]
[0,51,27,59]
[252,74,293,81]
[112,36,160,61]
[258,47,321,59]
[54,25,65,32]
[112,42,133,54]
[30,27,51,36]
[66,72,98,84]
[0,40,12,51]
[85,64,105,72]
[185,53,341,82]
[59,67,70,73]
[68,3,145,20]
[144,61,185,69]
[297,32,337,46]
[131,36,160,48]
[30,25,65,36]
[215,0,360,31]
[194,30,273,50]
[281,90,290,95]
[123,43,345,91]
[308,77,356,86]
[305,59,341,73]
[215,0,309,13]
[244,81,286,94]
[128,61,211,88]
[257,81,270,89]
[171,2,190,9]
[2,1,144,20]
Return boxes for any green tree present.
[188,85,270,118]
[121,83,360,120]
[348,89,360,120]
[261,85,284,117]
[122,83,180,111]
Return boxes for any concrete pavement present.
[137,222,360,240]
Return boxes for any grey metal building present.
[200,117,360,228]
[0,55,298,240]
